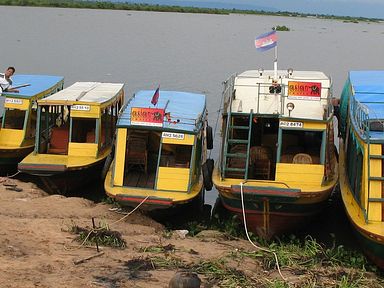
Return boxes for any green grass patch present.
[71,224,126,248]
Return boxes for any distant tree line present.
[0,0,382,22]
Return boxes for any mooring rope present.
[7,171,20,178]
[239,182,286,281]
[65,195,150,251]
[208,90,225,159]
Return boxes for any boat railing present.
[118,114,200,127]
[350,95,370,139]
[224,79,332,119]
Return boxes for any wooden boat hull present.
[215,180,335,239]
[18,159,105,195]
[339,139,384,269]
[105,169,204,211]
[0,145,34,172]
[349,217,384,270]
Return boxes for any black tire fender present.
[206,125,213,150]
[202,159,214,191]
[101,146,114,180]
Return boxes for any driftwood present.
[74,252,104,265]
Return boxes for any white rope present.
[239,182,286,281]
[7,171,20,178]
[65,195,150,250]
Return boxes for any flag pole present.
[273,34,278,81]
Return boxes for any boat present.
[18,82,125,194]
[104,90,213,211]
[0,75,64,172]
[212,69,338,239]
[338,71,384,269]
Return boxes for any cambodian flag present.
[151,86,160,105]
[255,30,277,52]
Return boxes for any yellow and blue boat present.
[18,82,124,194]
[104,90,212,210]
[213,69,338,239]
[339,71,384,269]
[0,75,64,172]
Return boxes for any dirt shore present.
[1,177,383,288]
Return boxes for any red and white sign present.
[131,107,164,127]
[288,81,322,100]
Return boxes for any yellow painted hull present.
[213,159,338,239]
[105,165,203,210]
[339,139,384,269]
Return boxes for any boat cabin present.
[0,75,64,167]
[340,71,384,223]
[34,82,124,157]
[18,82,124,180]
[109,90,208,196]
[0,75,64,148]
[221,69,333,181]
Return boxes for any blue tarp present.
[350,71,384,119]
[350,71,384,95]
[349,71,384,140]
[2,75,64,99]
[118,90,206,133]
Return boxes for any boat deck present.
[123,170,156,189]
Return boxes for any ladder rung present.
[370,155,384,159]
[368,198,384,202]
[225,167,246,172]
[229,125,249,130]
[369,176,384,181]
[228,139,249,144]
[226,153,247,158]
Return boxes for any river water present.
[1,7,384,241]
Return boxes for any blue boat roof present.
[2,74,64,99]
[118,90,206,133]
[350,71,384,118]
[349,71,384,140]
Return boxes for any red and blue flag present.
[255,30,277,51]
[151,86,160,105]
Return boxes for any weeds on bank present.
[70,221,126,248]
[176,212,382,287]
[133,255,253,287]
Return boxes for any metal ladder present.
[222,109,253,180]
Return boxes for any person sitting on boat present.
[0,67,19,93]
[332,97,341,136]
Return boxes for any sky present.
[125,0,384,19]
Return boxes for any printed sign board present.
[288,81,321,100]
[162,132,185,140]
[72,104,91,111]
[131,107,164,127]
[5,98,23,105]
[279,121,303,128]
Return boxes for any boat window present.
[71,118,97,143]
[369,121,384,132]
[160,144,192,168]
[346,130,363,202]
[280,130,322,164]
[100,107,114,148]
[3,108,26,130]
[25,107,37,138]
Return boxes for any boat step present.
[368,198,384,202]
[229,125,250,130]
[228,139,249,144]
[225,167,246,172]
[226,153,247,158]
[369,176,384,181]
